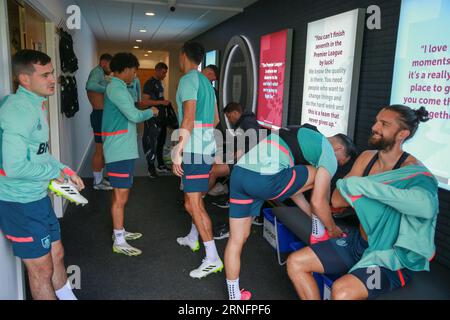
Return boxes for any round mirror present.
[219,35,257,130]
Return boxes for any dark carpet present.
[60,175,299,300]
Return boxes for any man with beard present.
[287,105,436,300]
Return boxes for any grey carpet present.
[60,177,298,300]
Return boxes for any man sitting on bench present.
[287,105,438,300]
[224,124,355,300]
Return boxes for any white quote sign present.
[301,9,364,137]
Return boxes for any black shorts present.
[90,110,103,144]
[310,231,411,299]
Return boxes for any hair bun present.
[415,106,430,122]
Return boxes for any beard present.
[368,132,397,151]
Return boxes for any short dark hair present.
[110,52,140,73]
[333,133,358,160]
[99,53,113,62]
[12,49,51,77]
[224,102,243,114]
[181,42,205,65]
[205,64,219,79]
[383,104,430,141]
[155,62,168,71]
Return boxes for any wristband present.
[63,167,75,177]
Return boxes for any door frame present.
[0,0,26,301]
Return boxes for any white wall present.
[168,47,182,111]
[27,0,98,174]
[0,0,26,301]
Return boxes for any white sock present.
[188,223,198,242]
[93,170,103,185]
[204,240,219,262]
[311,214,325,238]
[55,280,77,300]
[114,228,126,245]
[227,278,241,300]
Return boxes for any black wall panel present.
[192,0,450,269]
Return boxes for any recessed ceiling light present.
[136,39,142,43]
[147,50,152,53]
[139,29,147,33]
[133,46,139,49]
[145,12,155,16]
[144,54,149,57]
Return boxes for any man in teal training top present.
[102,53,159,256]
[287,105,437,300]
[172,42,222,279]
[225,124,356,300]
[86,53,113,191]
[0,50,84,300]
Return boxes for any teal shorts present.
[229,165,309,218]
[0,196,60,259]
[182,153,214,193]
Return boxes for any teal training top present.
[337,165,439,272]
[102,77,153,163]
[236,127,337,176]
[176,69,216,155]
[0,86,70,203]
[86,65,107,93]
[127,77,141,103]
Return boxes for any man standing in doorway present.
[172,42,223,278]
[86,53,113,191]
[0,50,84,299]
[141,62,172,177]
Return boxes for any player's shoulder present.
[402,154,422,167]
[350,150,377,173]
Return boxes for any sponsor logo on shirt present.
[37,142,49,155]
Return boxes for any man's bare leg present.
[287,247,325,300]
[50,240,67,290]
[224,217,252,279]
[92,143,104,172]
[207,164,230,191]
[224,216,252,300]
[184,192,223,278]
[185,192,213,242]
[23,253,56,300]
[331,274,369,300]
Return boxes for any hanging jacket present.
[337,165,439,272]
[60,75,79,118]
[59,29,78,73]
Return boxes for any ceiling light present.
[147,50,152,53]
[133,46,139,49]
[136,39,142,42]
[139,29,147,33]
[144,54,149,57]
[145,12,155,16]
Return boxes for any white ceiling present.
[75,0,258,55]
